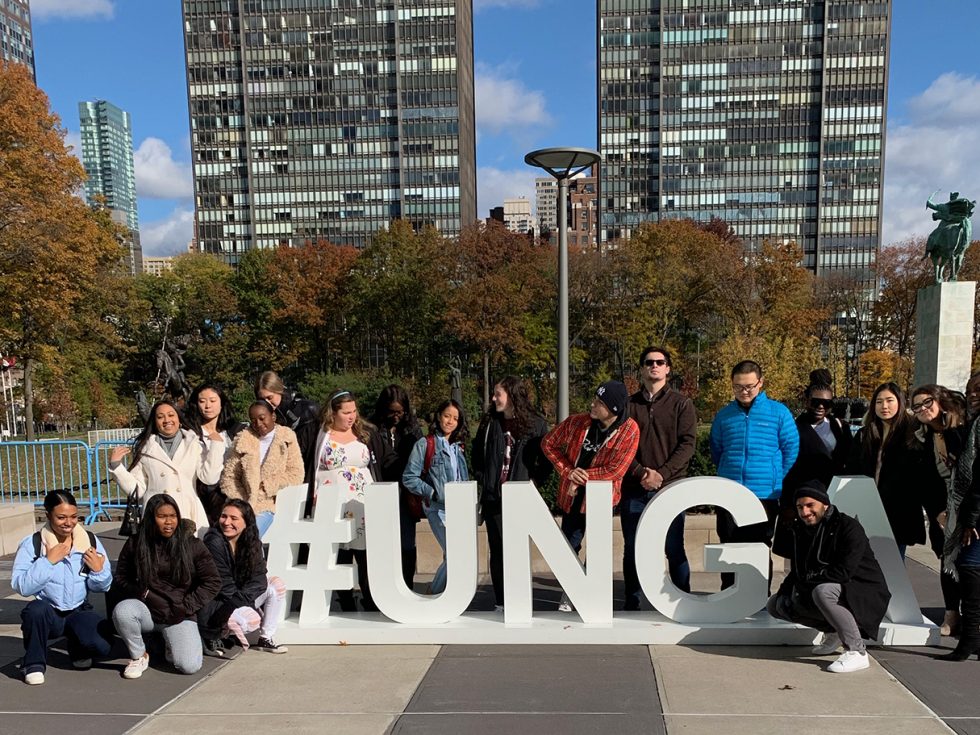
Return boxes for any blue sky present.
[29,0,980,255]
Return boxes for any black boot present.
[940,566,980,661]
[402,547,417,590]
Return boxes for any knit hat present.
[595,381,629,416]
[793,479,831,506]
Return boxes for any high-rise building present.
[181,0,477,261]
[502,197,533,234]
[535,177,558,238]
[0,0,34,80]
[79,100,142,275]
[598,0,889,280]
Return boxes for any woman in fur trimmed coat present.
[220,401,305,539]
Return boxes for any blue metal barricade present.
[90,439,136,521]
[0,440,97,521]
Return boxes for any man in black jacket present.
[621,346,697,608]
[767,480,891,673]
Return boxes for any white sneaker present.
[812,633,842,656]
[123,654,150,680]
[493,604,504,613]
[24,671,44,685]
[558,594,574,613]
[828,650,870,673]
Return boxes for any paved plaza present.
[0,521,977,735]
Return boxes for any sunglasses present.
[643,359,668,367]
[809,398,834,410]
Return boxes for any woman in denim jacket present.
[403,400,470,594]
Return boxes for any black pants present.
[336,548,377,612]
[715,499,779,591]
[483,500,504,606]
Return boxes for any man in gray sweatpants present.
[767,480,891,674]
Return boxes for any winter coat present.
[110,428,222,532]
[541,413,640,514]
[112,533,221,626]
[782,414,853,499]
[778,505,891,639]
[709,392,799,501]
[274,391,319,459]
[196,423,246,525]
[623,386,697,497]
[403,435,470,506]
[220,426,306,514]
[197,528,267,635]
[11,526,112,610]
[849,424,927,547]
[472,413,551,505]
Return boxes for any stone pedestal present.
[914,281,976,390]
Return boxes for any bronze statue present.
[925,191,975,282]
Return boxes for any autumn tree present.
[866,240,930,360]
[0,63,124,439]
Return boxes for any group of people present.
[11,354,980,683]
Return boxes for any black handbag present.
[118,491,141,536]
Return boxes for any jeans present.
[400,500,418,589]
[621,492,691,604]
[256,511,275,540]
[767,583,865,651]
[20,599,113,674]
[426,505,448,594]
[483,500,504,605]
[560,490,587,554]
[113,598,203,674]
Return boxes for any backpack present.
[404,435,437,522]
[32,530,99,573]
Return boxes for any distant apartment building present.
[1,0,33,80]
[598,0,890,281]
[502,197,533,234]
[535,177,558,238]
[569,166,598,250]
[143,256,174,277]
[79,100,143,275]
[181,0,477,261]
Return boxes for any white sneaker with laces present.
[24,671,44,685]
[812,633,842,656]
[123,654,150,680]
[558,594,574,613]
[828,650,870,673]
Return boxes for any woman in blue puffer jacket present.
[402,399,470,594]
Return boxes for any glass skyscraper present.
[598,0,889,279]
[79,99,142,275]
[0,0,33,80]
[181,0,476,259]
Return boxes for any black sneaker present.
[203,638,226,658]
[253,636,288,654]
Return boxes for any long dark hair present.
[185,383,238,436]
[431,399,470,446]
[131,400,184,468]
[134,494,194,588]
[911,383,966,430]
[488,376,539,438]
[219,499,263,588]
[370,384,420,438]
[861,382,911,455]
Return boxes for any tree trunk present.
[23,356,35,441]
[483,350,490,411]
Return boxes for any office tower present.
[0,0,33,80]
[181,0,476,260]
[536,176,558,237]
[79,100,142,274]
[502,197,533,234]
[598,0,889,279]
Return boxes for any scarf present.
[39,522,93,555]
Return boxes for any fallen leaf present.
[779,685,794,691]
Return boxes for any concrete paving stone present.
[391,712,666,734]
[945,718,980,735]
[662,714,951,735]
[650,645,938,718]
[407,644,660,714]
[873,646,980,719]
[0,714,143,735]
[132,713,396,735]
[163,645,438,715]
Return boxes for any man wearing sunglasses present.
[709,360,799,590]
[620,347,697,609]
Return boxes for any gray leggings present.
[112,598,203,674]
[767,582,865,652]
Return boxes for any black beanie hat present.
[595,381,629,416]
[793,479,831,506]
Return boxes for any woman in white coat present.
[109,400,223,533]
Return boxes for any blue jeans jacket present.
[402,435,469,507]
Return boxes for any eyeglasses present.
[732,380,761,394]
[911,397,935,414]
[809,398,834,410]
[643,358,668,367]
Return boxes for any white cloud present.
[63,129,81,162]
[477,166,537,220]
[31,0,114,20]
[139,207,194,257]
[134,138,193,200]
[475,64,552,137]
[474,0,540,10]
[883,73,980,245]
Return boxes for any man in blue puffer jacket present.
[709,360,799,590]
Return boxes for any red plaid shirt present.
[541,413,640,513]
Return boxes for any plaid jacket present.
[541,413,640,514]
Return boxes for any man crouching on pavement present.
[767,479,891,673]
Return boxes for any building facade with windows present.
[1,0,33,79]
[181,0,476,260]
[598,0,889,279]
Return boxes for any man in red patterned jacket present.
[541,381,640,612]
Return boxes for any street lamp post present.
[525,147,601,421]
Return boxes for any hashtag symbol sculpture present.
[264,482,355,626]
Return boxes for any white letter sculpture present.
[503,481,613,624]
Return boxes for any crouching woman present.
[11,491,113,685]
[112,494,221,678]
